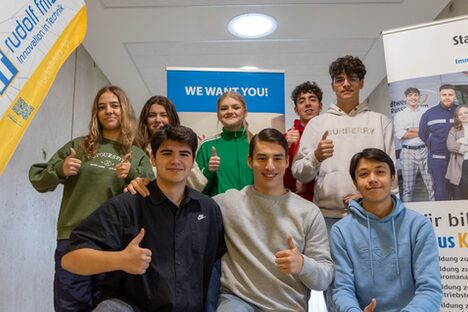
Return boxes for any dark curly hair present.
[329,55,367,80]
[290,81,323,106]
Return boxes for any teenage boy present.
[215,128,333,311]
[394,87,434,201]
[419,84,458,200]
[292,55,395,230]
[62,125,226,312]
[284,81,323,201]
[330,148,442,312]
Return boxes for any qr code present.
[12,97,34,120]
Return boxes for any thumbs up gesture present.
[120,228,152,275]
[116,153,131,180]
[314,130,334,162]
[286,129,300,147]
[363,299,377,312]
[208,146,220,172]
[275,236,304,274]
[63,147,81,176]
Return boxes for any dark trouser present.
[428,155,450,200]
[54,239,105,312]
[206,260,221,312]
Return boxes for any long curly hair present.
[136,96,180,150]
[80,86,137,159]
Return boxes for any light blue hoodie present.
[330,195,442,312]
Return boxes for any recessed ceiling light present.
[228,13,277,39]
[240,66,259,70]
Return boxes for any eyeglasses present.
[333,75,361,86]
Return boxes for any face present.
[353,158,395,209]
[218,97,247,131]
[295,92,322,125]
[152,140,194,186]
[97,91,121,134]
[248,140,288,195]
[331,73,364,103]
[147,104,170,135]
[457,107,468,123]
[405,92,420,108]
[439,88,456,108]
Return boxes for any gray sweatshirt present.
[214,186,334,311]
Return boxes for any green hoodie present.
[29,137,154,239]
[197,128,253,196]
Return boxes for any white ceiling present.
[83,0,450,118]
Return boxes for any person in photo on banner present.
[196,91,254,311]
[28,86,154,311]
[61,125,226,312]
[330,148,442,312]
[127,95,207,193]
[446,104,468,200]
[215,128,333,312]
[419,84,457,200]
[284,81,323,201]
[393,87,434,202]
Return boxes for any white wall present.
[0,46,109,311]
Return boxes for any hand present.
[286,129,300,147]
[124,177,151,197]
[116,153,131,180]
[275,236,304,274]
[120,228,152,275]
[63,147,81,176]
[342,193,362,205]
[198,134,206,144]
[314,131,334,162]
[208,146,220,172]
[363,298,377,312]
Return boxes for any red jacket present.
[284,119,315,201]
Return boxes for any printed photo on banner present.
[388,71,468,202]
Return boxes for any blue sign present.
[0,49,19,96]
[166,68,284,113]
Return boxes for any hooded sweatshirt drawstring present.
[367,215,374,285]
[391,218,401,283]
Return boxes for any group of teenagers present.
[29,55,444,312]
[394,83,468,202]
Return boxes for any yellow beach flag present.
[0,1,87,175]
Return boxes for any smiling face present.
[97,91,122,139]
[295,91,322,125]
[405,92,420,109]
[331,73,364,106]
[146,104,170,135]
[217,96,247,131]
[457,106,468,124]
[248,140,288,196]
[353,158,395,216]
[152,140,194,187]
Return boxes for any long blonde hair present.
[216,91,253,141]
[80,86,137,159]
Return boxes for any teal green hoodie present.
[29,137,154,239]
[197,128,253,196]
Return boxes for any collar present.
[220,127,248,140]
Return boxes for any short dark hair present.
[439,84,456,92]
[291,81,323,106]
[150,125,197,158]
[349,148,395,182]
[404,87,420,96]
[249,128,288,159]
[329,55,367,80]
